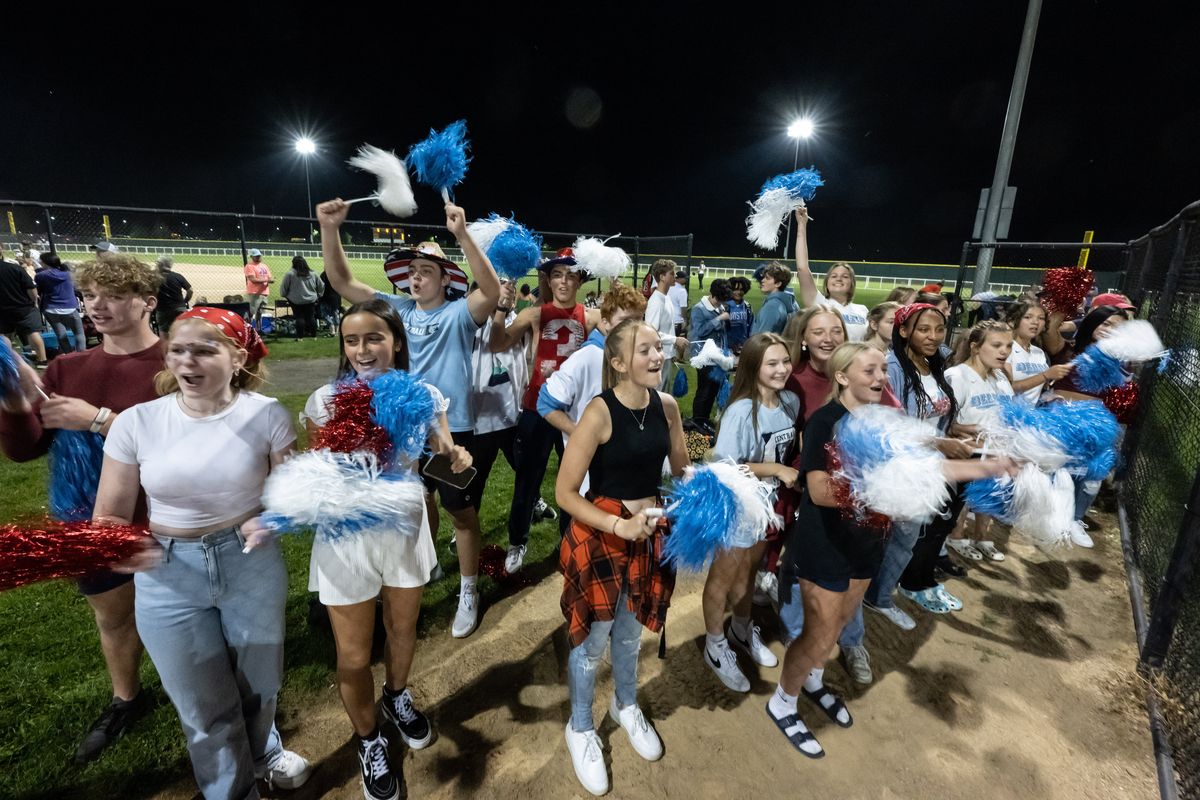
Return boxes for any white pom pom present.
[979,420,1070,471]
[466,215,511,255]
[690,339,735,371]
[708,459,781,543]
[1097,319,1167,363]
[347,144,417,218]
[1010,466,1074,552]
[746,187,800,250]
[859,452,950,523]
[572,235,630,279]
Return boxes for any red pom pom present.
[477,544,538,586]
[1041,267,1095,315]
[1102,382,1140,425]
[0,521,151,591]
[824,443,890,531]
[317,381,392,461]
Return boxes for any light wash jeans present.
[135,527,287,800]
[779,582,865,648]
[865,520,923,609]
[44,310,86,352]
[568,584,641,732]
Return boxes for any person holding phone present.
[300,299,471,800]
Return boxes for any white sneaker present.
[504,545,527,574]
[1069,521,1094,548]
[609,697,663,761]
[752,570,779,607]
[841,645,873,685]
[258,748,312,790]
[704,639,750,692]
[451,586,480,638]
[565,724,608,796]
[728,622,779,668]
[866,601,916,631]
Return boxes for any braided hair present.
[890,306,958,426]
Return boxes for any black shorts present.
[419,430,487,513]
[785,501,887,587]
[0,306,44,337]
[77,568,134,596]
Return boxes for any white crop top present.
[104,391,296,528]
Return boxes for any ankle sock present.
[768,684,798,718]
[383,685,403,699]
[461,575,477,593]
[805,668,850,725]
[705,632,727,652]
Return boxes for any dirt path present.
[155,512,1156,800]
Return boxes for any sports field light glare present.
[788,118,815,139]
[295,137,316,155]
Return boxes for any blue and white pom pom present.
[571,235,630,280]
[689,339,736,371]
[1072,319,1167,394]
[408,120,471,203]
[49,430,106,522]
[979,398,1070,471]
[660,461,779,571]
[345,144,418,218]
[746,167,824,250]
[466,214,544,280]
[0,341,21,400]
[998,399,1119,481]
[965,464,1074,552]
[835,404,949,523]
[369,370,438,463]
[261,451,426,541]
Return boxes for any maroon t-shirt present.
[1049,346,1100,399]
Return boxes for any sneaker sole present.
[362,780,400,800]
[380,702,433,750]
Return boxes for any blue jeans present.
[44,310,85,352]
[865,521,923,609]
[135,527,287,800]
[1074,476,1102,522]
[779,581,865,648]
[568,585,641,732]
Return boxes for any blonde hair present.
[602,319,656,390]
[866,301,901,344]
[784,305,847,366]
[951,320,1013,367]
[154,319,268,395]
[76,255,162,297]
[823,262,858,302]
[828,342,879,402]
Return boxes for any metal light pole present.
[782,118,814,260]
[295,137,316,244]
[972,0,1042,295]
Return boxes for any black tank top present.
[589,388,671,500]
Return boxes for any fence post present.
[685,234,694,291]
[632,237,640,288]
[237,216,249,267]
[43,207,56,253]
[948,241,973,347]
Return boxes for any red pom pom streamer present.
[477,544,538,587]
[316,381,392,461]
[0,521,151,591]
[1040,267,1095,315]
[1102,381,1140,425]
[825,444,890,532]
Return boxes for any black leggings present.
[899,484,965,592]
[692,365,720,424]
[292,303,317,337]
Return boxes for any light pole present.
[295,137,316,243]
[782,118,815,260]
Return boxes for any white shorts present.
[308,506,438,606]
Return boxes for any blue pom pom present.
[1028,400,1120,481]
[1072,344,1126,394]
[49,430,106,521]
[761,167,824,201]
[716,374,731,410]
[407,120,471,195]
[488,216,543,280]
[964,477,1015,523]
[0,341,21,399]
[672,368,689,398]
[661,466,740,571]
[369,370,437,463]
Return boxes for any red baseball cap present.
[1092,292,1134,310]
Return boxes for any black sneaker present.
[74,691,154,764]
[380,687,432,749]
[358,733,399,800]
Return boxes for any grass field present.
[0,270,900,797]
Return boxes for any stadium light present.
[294,137,317,243]
[295,137,316,155]
[782,118,815,259]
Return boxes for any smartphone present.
[421,452,477,490]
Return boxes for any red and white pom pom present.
[0,521,151,591]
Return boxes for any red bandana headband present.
[892,302,941,330]
[175,307,269,361]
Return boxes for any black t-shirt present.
[0,260,35,312]
[157,271,192,310]
[320,272,341,305]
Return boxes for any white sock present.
[730,615,752,642]
[461,575,477,593]
[705,632,726,652]
[805,667,850,725]
[803,668,824,693]
[767,684,798,718]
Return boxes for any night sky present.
[3,3,1197,263]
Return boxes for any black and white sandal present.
[802,686,854,728]
[765,703,825,758]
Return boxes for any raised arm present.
[316,199,377,304]
[447,204,501,325]
[792,207,819,307]
[490,304,537,353]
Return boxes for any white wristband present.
[89,407,112,434]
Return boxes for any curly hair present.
[76,255,162,296]
[600,281,647,320]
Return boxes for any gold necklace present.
[179,390,236,417]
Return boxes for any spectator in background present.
[885,286,918,305]
[154,256,193,335]
[689,278,732,432]
[0,244,48,366]
[281,256,321,338]
[668,270,689,335]
[726,276,754,353]
[751,262,799,336]
[91,241,121,261]
[318,269,343,335]
[645,259,686,391]
[36,253,86,353]
[243,248,273,328]
[696,260,707,288]
[516,283,533,312]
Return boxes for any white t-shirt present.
[541,339,605,447]
[814,290,870,342]
[645,291,678,347]
[105,391,296,529]
[1008,340,1050,404]
[667,285,689,325]
[917,372,954,432]
[470,314,529,435]
[945,364,1015,427]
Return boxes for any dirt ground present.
[153,509,1156,800]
